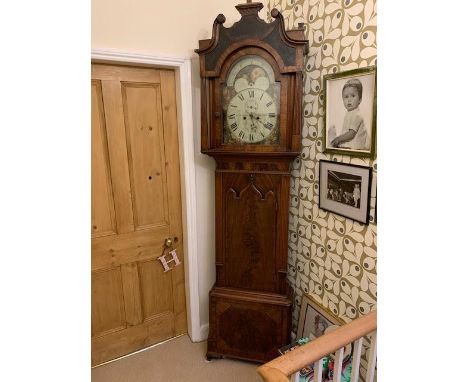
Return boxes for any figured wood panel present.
[91,64,187,365]
[217,302,279,356]
[91,268,126,337]
[122,83,169,229]
[91,80,116,237]
[207,289,291,363]
[224,174,279,293]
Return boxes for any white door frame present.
[91,49,202,341]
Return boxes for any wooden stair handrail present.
[258,310,377,382]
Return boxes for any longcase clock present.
[195,2,308,363]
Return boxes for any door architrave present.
[91,49,202,341]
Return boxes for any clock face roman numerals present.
[226,87,278,144]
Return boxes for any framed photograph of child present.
[323,66,376,158]
[319,160,373,224]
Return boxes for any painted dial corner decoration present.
[222,55,280,145]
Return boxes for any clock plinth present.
[196,3,308,362]
[207,287,292,362]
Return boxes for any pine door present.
[91,63,187,366]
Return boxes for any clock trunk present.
[206,157,294,362]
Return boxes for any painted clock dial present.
[222,55,280,145]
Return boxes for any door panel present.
[100,80,135,234]
[92,226,171,270]
[122,83,169,229]
[120,263,143,326]
[91,267,126,337]
[91,81,117,237]
[91,64,187,366]
[138,259,173,319]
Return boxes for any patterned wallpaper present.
[266,0,377,375]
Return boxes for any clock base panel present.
[206,286,292,363]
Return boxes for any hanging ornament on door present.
[158,237,181,272]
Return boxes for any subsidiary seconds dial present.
[226,88,277,143]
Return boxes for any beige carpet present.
[92,335,263,382]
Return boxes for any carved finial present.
[215,14,226,24]
[235,1,263,16]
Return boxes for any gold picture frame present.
[323,66,377,158]
[297,294,346,340]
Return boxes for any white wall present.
[92,0,267,340]
[92,0,266,58]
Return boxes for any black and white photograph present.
[323,67,376,158]
[326,170,362,208]
[319,160,372,224]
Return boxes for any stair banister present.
[257,310,377,382]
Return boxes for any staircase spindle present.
[350,337,363,382]
[365,331,377,382]
[333,347,344,382]
[313,358,322,382]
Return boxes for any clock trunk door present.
[220,172,290,295]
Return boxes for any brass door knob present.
[164,238,173,247]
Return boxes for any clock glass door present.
[222,55,280,145]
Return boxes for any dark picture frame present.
[319,160,372,224]
[323,66,376,158]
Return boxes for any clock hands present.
[241,112,275,120]
[242,112,275,132]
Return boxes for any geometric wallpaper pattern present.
[266,0,377,377]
